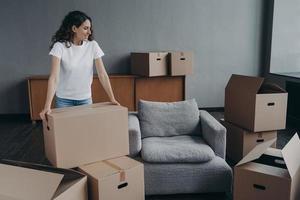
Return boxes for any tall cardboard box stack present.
[224,74,292,200]
[42,102,144,200]
[131,51,193,76]
[224,74,288,163]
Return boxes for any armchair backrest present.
[138,99,201,138]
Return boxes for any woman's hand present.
[111,99,120,106]
[40,108,51,120]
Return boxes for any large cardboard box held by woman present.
[43,102,129,169]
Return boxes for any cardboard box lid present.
[258,82,286,94]
[79,156,142,180]
[0,160,86,200]
[226,74,287,96]
[170,51,193,56]
[48,103,127,119]
[237,134,300,178]
[226,74,264,97]
[131,52,168,56]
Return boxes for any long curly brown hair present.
[50,11,94,49]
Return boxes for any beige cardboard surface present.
[169,51,193,76]
[234,163,291,200]
[78,156,145,200]
[236,138,277,166]
[222,120,277,163]
[43,102,129,168]
[0,164,63,200]
[131,52,168,77]
[54,177,87,200]
[0,160,87,200]
[225,74,288,132]
[254,93,287,131]
[234,133,300,200]
[282,134,300,178]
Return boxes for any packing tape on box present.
[103,160,126,182]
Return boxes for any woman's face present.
[72,19,91,42]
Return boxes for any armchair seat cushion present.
[141,135,215,163]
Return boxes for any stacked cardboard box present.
[131,51,193,76]
[169,51,193,76]
[224,74,288,163]
[78,156,144,200]
[41,102,145,200]
[221,120,277,163]
[0,102,145,200]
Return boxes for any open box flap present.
[1,159,86,198]
[282,133,300,178]
[258,82,287,93]
[0,163,63,200]
[236,138,277,166]
[226,74,264,96]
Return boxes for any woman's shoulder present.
[87,40,100,47]
[52,41,66,49]
[84,40,102,52]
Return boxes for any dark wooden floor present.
[0,113,298,200]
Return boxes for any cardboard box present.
[169,51,193,76]
[43,102,129,169]
[0,160,87,200]
[78,156,145,200]
[221,120,277,163]
[131,52,168,77]
[225,74,288,132]
[233,134,300,200]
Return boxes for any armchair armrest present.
[199,110,226,159]
[128,112,142,157]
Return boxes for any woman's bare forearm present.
[95,58,116,102]
[43,56,61,110]
[44,76,58,109]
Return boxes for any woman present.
[40,11,119,120]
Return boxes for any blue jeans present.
[55,96,93,108]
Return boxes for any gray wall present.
[0,0,264,114]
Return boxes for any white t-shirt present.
[49,40,104,100]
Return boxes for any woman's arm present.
[40,56,61,120]
[95,58,120,105]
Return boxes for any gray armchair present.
[128,99,232,195]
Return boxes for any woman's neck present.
[72,38,83,46]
